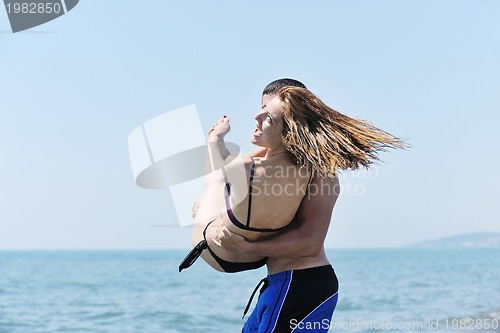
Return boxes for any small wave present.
[487,310,500,321]
[86,311,126,320]
[408,281,431,288]
[335,299,363,311]
[133,310,178,321]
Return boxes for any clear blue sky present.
[1,0,499,249]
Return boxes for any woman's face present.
[251,94,284,149]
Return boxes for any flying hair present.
[278,87,408,177]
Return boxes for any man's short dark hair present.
[262,78,307,95]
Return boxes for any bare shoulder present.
[311,173,340,193]
[295,173,340,221]
[224,154,253,171]
[224,155,254,188]
[244,147,267,159]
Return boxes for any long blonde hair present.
[278,87,407,176]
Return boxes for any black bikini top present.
[224,158,311,233]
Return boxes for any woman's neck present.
[264,148,289,160]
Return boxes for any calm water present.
[0,249,499,333]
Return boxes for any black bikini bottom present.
[179,221,267,273]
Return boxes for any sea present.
[0,249,499,333]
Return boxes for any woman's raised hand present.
[207,116,230,142]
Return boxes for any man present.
[213,79,340,333]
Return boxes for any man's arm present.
[214,174,340,258]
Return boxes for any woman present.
[179,86,405,274]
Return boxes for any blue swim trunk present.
[242,265,339,333]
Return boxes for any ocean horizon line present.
[1,246,499,252]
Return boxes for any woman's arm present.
[205,116,231,173]
[193,116,231,220]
